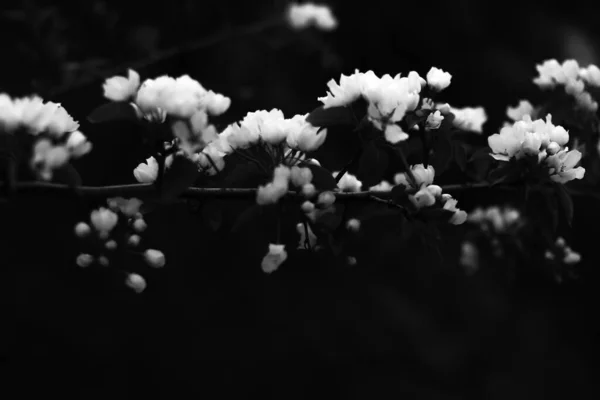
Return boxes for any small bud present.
[346,218,361,232]
[547,141,561,155]
[125,273,147,294]
[74,222,91,238]
[301,201,315,214]
[76,253,94,268]
[317,191,336,207]
[98,255,109,266]
[128,234,141,247]
[301,183,316,198]
[347,256,357,266]
[144,249,166,268]
[556,237,566,247]
[105,240,117,250]
[133,218,147,232]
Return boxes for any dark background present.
[1,1,599,398]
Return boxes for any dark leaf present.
[87,102,139,124]
[454,142,468,172]
[52,163,82,188]
[356,141,389,188]
[160,156,199,201]
[554,182,574,227]
[487,161,521,186]
[431,131,453,175]
[420,207,456,222]
[222,159,270,188]
[306,105,355,127]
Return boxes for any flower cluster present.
[0,94,92,180]
[212,109,326,158]
[533,59,598,111]
[318,69,428,143]
[74,197,165,293]
[394,164,467,224]
[287,2,337,31]
[544,236,581,266]
[460,206,524,274]
[256,165,310,205]
[488,114,585,183]
[103,70,231,119]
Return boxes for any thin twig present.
[0,180,520,200]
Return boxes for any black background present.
[1,1,599,398]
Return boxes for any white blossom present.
[256,165,291,205]
[133,156,159,183]
[102,69,141,102]
[90,207,119,236]
[579,64,600,87]
[425,110,444,130]
[546,148,585,183]
[76,253,94,268]
[506,100,535,122]
[287,2,337,31]
[334,171,362,192]
[426,67,452,91]
[286,114,327,152]
[448,105,487,133]
[261,244,288,273]
[369,180,393,191]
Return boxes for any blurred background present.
[1,0,599,398]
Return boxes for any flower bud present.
[301,201,315,214]
[125,273,147,294]
[98,256,109,266]
[105,240,117,250]
[347,256,357,266]
[76,253,94,268]
[128,234,141,247]
[346,218,361,232]
[546,141,561,155]
[133,218,147,232]
[144,249,166,268]
[317,191,336,207]
[74,222,91,238]
[301,183,316,198]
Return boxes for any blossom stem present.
[335,148,363,183]
[395,146,417,187]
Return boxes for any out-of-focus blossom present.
[506,100,535,122]
[90,207,119,237]
[144,249,166,268]
[287,2,337,31]
[261,244,288,273]
[334,171,362,192]
[257,165,292,205]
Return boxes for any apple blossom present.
[506,100,535,122]
[425,110,444,130]
[426,67,452,91]
[133,156,159,183]
[261,244,288,273]
[578,64,600,87]
[447,106,487,133]
[102,69,141,102]
[287,2,337,31]
[334,171,362,192]
[66,130,92,158]
[90,207,119,236]
[369,180,393,191]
